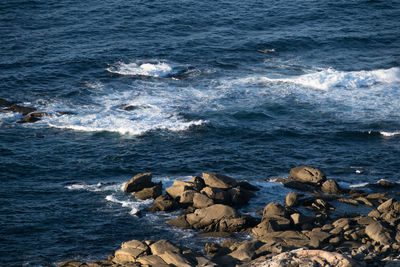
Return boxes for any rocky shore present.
[57,166,400,266]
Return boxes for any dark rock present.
[321,179,341,195]
[309,228,332,248]
[123,105,140,111]
[262,202,288,220]
[158,250,193,267]
[17,112,48,123]
[133,182,162,200]
[58,261,83,267]
[378,179,395,188]
[228,240,262,262]
[197,232,233,238]
[282,179,316,192]
[0,98,13,107]
[2,104,36,115]
[188,176,206,191]
[202,172,237,189]
[290,213,314,226]
[165,180,194,201]
[167,216,191,228]
[237,181,259,191]
[228,187,255,206]
[289,166,326,184]
[149,194,179,212]
[338,198,360,206]
[123,173,153,193]
[285,192,298,207]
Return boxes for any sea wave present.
[105,194,152,215]
[107,62,174,77]
[265,67,400,90]
[380,131,400,137]
[66,182,124,192]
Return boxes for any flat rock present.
[133,182,162,200]
[289,166,326,184]
[365,221,392,245]
[123,173,153,193]
[114,248,144,263]
[150,240,180,255]
[202,172,237,189]
[158,250,192,267]
[201,186,231,204]
[136,255,169,266]
[193,192,214,208]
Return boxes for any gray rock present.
[289,166,326,184]
[1,104,36,115]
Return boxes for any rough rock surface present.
[123,173,153,193]
[289,166,326,184]
[202,172,238,189]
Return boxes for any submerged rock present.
[1,104,36,115]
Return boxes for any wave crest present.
[107,62,174,77]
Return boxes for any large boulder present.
[148,194,178,212]
[133,182,162,200]
[262,202,288,220]
[321,179,341,194]
[202,173,237,189]
[186,204,237,229]
[193,193,214,208]
[201,186,231,204]
[165,180,194,200]
[158,251,192,267]
[289,166,326,184]
[124,173,153,193]
[150,240,180,255]
[365,221,392,245]
[229,187,255,206]
[136,255,169,266]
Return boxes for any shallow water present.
[1,0,400,266]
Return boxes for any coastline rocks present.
[0,98,14,107]
[285,192,298,207]
[133,182,162,200]
[17,112,48,123]
[185,204,237,229]
[123,173,153,193]
[148,194,178,212]
[321,179,341,195]
[289,166,326,184]
[1,104,36,115]
[365,222,392,245]
[202,172,238,189]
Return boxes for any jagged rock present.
[368,209,381,218]
[133,182,162,200]
[166,216,190,228]
[136,255,169,266]
[262,203,287,220]
[365,221,392,245]
[378,198,394,213]
[255,248,355,267]
[158,251,192,267]
[187,176,207,191]
[204,242,223,257]
[289,166,326,184]
[114,247,145,263]
[179,189,197,204]
[186,204,237,230]
[202,172,237,189]
[356,197,374,207]
[308,228,332,248]
[193,192,214,208]
[229,187,255,206]
[1,104,36,115]
[18,111,48,123]
[195,256,217,266]
[290,213,314,227]
[285,192,298,207]
[355,216,376,225]
[149,194,178,211]
[228,240,262,261]
[332,218,351,229]
[150,240,180,255]
[259,230,310,247]
[321,179,341,194]
[165,180,194,200]
[123,173,153,193]
[252,217,291,236]
[0,98,13,107]
[217,217,249,232]
[237,181,259,191]
[201,186,231,204]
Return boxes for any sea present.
[1,0,400,266]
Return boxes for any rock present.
[355,216,376,225]
[333,218,351,229]
[158,251,192,267]
[166,181,194,200]
[257,248,355,267]
[329,236,341,245]
[187,176,206,191]
[252,216,291,236]
[133,182,162,200]
[1,104,36,115]
[321,179,341,194]
[338,198,360,206]
[365,221,392,245]
[58,261,83,267]
[204,242,222,257]
[356,197,374,207]
[283,179,316,192]
[201,186,231,204]
[186,204,237,229]
[309,228,332,248]
[229,187,255,206]
[285,192,298,207]
[193,193,214,208]
[166,216,191,228]
[123,105,140,111]
[179,189,197,204]
[368,209,381,218]
[262,202,287,220]
[378,198,394,213]
[258,230,311,248]
[114,247,145,263]
[123,173,153,193]
[289,166,326,184]
[217,217,249,232]
[290,213,313,226]
[378,179,395,187]
[0,98,13,107]
[136,255,169,266]
[228,240,261,261]
[202,172,237,189]
[150,239,180,255]
[237,181,259,191]
[121,240,149,252]
[149,194,178,212]
[197,232,233,238]
[195,256,217,267]
[17,111,48,123]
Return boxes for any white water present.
[106,62,175,77]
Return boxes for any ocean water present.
[1,0,400,265]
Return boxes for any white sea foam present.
[105,194,152,215]
[380,131,400,137]
[107,62,174,77]
[66,182,124,192]
[349,182,370,188]
[265,67,400,90]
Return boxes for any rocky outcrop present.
[123,173,153,193]
[1,104,36,115]
[289,166,326,184]
[133,182,162,200]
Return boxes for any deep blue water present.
[1,0,400,266]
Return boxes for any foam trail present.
[66,182,124,192]
[265,67,400,90]
[107,62,174,77]
[380,131,400,137]
[105,195,152,215]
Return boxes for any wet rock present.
[133,182,162,200]
[123,173,153,193]
[0,98,13,107]
[365,221,392,245]
[285,192,298,207]
[321,179,341,194]
[237,181,259,191]
[1,104,36,115]
[136,255,169,266]
[289,166,326,184]
[229,187,255,206]
[148,194,178,212]
[282,179,316,192]
[202,172,237,189]
[378,179,395,188]
[193,192,214,208]
[17,111,48,123]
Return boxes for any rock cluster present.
[58,166,400,266]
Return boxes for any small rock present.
[285,192,298,207]
[123,173,153,193]
[289,166,326,184]
[17,112,48,123]
[202,172,237,189]
[262,202,287,220]
[378,179,395,188]
[321,179,341,194]
[365,221,392,245]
